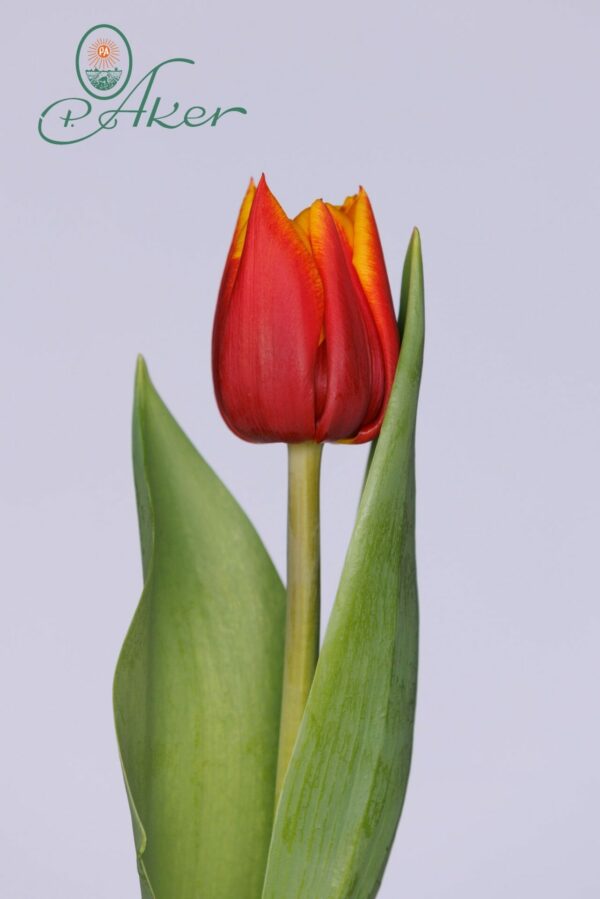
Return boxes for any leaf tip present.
[134,354,154,409]
[135,353,150,385]
[409,226,422,258]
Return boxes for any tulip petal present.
[325,205,387,441]
[345,188,400,442]
[291,206,312,250]
[325,201,355,248]
[213,176,323,442]
[308,201,376,442]
[212,179,256,355]
[344,188,398,370]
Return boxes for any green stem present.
[275,441,323,802]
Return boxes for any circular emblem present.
[76,24,132,100]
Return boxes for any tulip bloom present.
[212,175,399,443]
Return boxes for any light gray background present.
[2,1,599,896]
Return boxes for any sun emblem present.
[88,37,120,70]
[76,25,132,99]
[85,36,123,91]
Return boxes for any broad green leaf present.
[261,229,424,899]
[113,359,286,899]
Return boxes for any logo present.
[76,25,132,99]
[39,24,247,145]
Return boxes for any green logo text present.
[38,24,247,145]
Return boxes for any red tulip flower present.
[212,175,399,444]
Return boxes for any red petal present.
[213,175,323,442]
[309,201,375,442]
[212,179,256,377]
[347,188,400,442]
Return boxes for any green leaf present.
[113,358,286,899]
[261,229,425,899]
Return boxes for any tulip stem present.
[276,441,323,803]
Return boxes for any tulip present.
[212,176,403,803]
[212,175,399,444]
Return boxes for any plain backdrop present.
[2,1,599,896]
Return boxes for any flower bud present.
[212,175,399,443]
